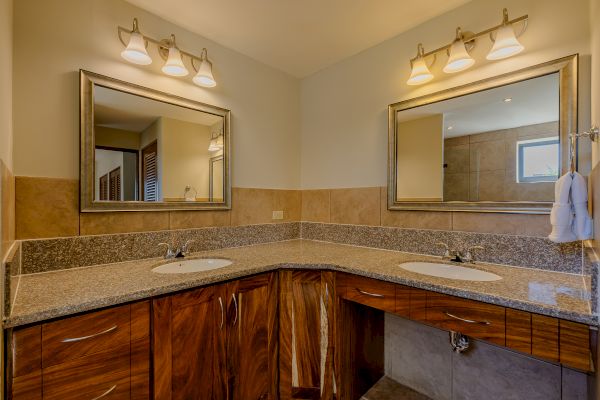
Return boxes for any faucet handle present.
[180,239,196,257]
[435,242,450,258]
[464,245,485,263]
[158,242,176,259]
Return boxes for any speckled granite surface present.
[5,239,593,328]
[301,223,583,274]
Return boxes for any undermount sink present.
[152,258,232,274]
[400,262,502,282]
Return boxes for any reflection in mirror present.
[93,85,225,203]
[394,72,587,203]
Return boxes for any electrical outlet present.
[272,210,284,220]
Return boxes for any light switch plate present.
[272,210,284,220]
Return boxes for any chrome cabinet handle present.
[356,288,384,298]
[90,385,117,400]
[444,311,490,325]
[232,293,238,326]
[218,296,224,330]
[61,325,118,343]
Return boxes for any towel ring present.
[568,126,598,173]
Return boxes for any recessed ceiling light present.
[503,97,513,103]
[447,126,454,130]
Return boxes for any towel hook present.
[568,126,598,173]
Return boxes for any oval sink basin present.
[152,258,232,274]
[400,262,502,281]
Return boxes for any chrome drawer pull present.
[61,325,118,343]
[218,296,224,330]
[356,288,385,298]
[444,312,490,325]
[91,385,117,400]
[232,294,239,326]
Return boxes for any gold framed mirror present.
[388,55,582,214]
[80,70,231,212]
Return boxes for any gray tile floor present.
[361,376,433,400]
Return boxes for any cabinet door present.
[153,284,227,400]
[279,270,335,400]
[227,273,278,400]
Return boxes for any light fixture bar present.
[410,13,528,63]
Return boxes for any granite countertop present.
[5,239,594,328]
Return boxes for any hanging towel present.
[548,172,593,243]
[548,173,576,243]
[570,172,593,240]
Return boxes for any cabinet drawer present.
[43,347,131,400]
[42,304,131,368]
[337,273,396,313]
[427,293,505,345]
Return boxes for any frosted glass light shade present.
[407,57,434,85]
[193,59,216,87]
[208,138,221,152]
[121,32,152,65]
[443,39,475,73]
[486,24,524,60]
[162,47,189,76]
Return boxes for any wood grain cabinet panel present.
[12,371,42,400]
[506,309,532,354]
[559,320,591,371]
[395,284,411,318]
[41,304,131,368]
[426,292,505,345]
[227,273,279,400]
[337,273,396,313]
[12,325,41,377]
[279,270,335,399]
[409,288,428,322]
[532,314,559,362]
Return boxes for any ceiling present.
[397,73,559,138]
[125,0,472,78]
[94,85,222,132]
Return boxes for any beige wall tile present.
[452,212,550,237]
[273,190,302,222]
[80,212,169,235]
[1,160,15,260]
[381,187,452,230]
[330,187,380,226]
[169,210,231,230]
[301,189,330,223]
[230,188,275,226]
[16,176,79,239]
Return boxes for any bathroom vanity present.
[5,239,595,400]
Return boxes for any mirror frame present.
[80,70,231,212]
[387,54,578,214]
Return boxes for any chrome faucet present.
[158,239,196,259]
[435,243,485,263]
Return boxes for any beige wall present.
[161,118,212,200]
[12,0,301,189]
[95,126,141,150]
[300,0,591,189]
[396,115,443,201]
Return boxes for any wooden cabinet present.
[10,302,150,400]
[226,273,279,400]
[152,272,278,400]
[279,270,335,400]
[337,273,396,313]
[152,284,227,400]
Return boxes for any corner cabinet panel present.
[279,270,335,400]
[152,284,227,400]
[227,273,278,400]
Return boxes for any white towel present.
[548,174,576,243]
[571,172,593,240]
[548,172,593,243]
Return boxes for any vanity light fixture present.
[486,9,525,60]
[406,44,435,85]
[161,35,189,77]
[118,18,217,86]
[443,28,475,73]
[405,8,528,85]
[120,18,152,65]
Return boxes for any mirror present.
[80,71,230,211]
[388,55,584,213]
